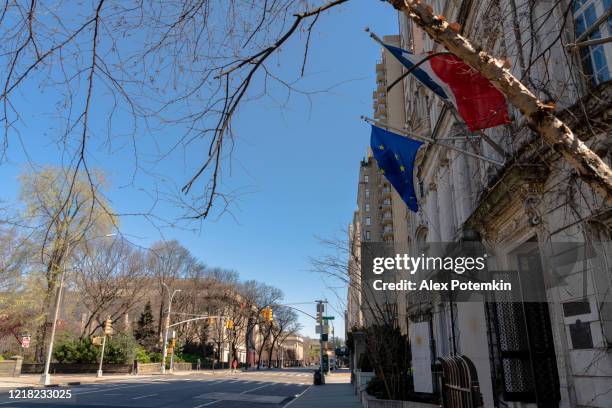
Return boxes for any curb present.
[42,382,80,388]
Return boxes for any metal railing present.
[437,355,483,408]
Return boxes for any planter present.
[171,362,194,371]
[136,362,162,375]
[361,392,438,408]
[354,369,376,395]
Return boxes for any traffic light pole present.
[316,300,326,385]
[161,285,181,375]
[97,334,107,378]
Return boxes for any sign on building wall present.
[410,321,433,393]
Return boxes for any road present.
[0,368,317,408]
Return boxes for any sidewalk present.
[288,372,361,408]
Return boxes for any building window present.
[365,231,371,240]
[365,204,370,212]
[573,0,612,86]
[365,189,370,199]
[364,175,369,183]
[365,217,371,226]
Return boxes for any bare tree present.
[73,238,149,338]
[267,306,301,368]
[0,0,609,224]
[239,281,283,369]
[147,240,197,344]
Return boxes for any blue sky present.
[0,1,399,338]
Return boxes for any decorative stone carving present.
[524,194,542,226]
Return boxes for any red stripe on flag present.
[429,54,510,131]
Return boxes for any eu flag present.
[370,125,423,212]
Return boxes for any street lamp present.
[40,233,116,386]
[161,283,181,374]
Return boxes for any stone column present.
[437,156,456,242]
[426,182,441,242]
[450,140,473,227]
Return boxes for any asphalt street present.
[0,369,315,408]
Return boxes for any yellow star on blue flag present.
[370,125,423,212]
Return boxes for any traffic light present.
[103,318,113,335]
[208,316,215,326]
[92,336,103,346]
[225,319,234,329]
[170,339,176,348]
[261,307,273,322]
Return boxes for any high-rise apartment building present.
[347,35,409,334]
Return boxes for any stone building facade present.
[348,1,612,406]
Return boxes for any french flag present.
[383,43,510,131]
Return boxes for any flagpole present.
[364,27,385,47]
[366,28,508,159]
[362,116,505,167]
[442,100,507,158]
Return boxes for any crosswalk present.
[242,372,311,377]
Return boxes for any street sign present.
[20,336,30,348]
[315,326,321,334]
[322,316,334,320]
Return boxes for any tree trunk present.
[267,342,276,369]
[157,298,165,349]
[389,0,612,203]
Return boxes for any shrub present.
[105,333,138,364]
[135,346,150,363]
[53,333,140,364]
[366,376,387,399]
[175,352,200,363]
[54,338,98,364]
[148,351,162,363]
[364,324,412,400]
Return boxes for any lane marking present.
[240,383,270,394]
[282,385,312,408]
[193,401,219,407]
[132,393,157,400]
[76,383,155,395]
